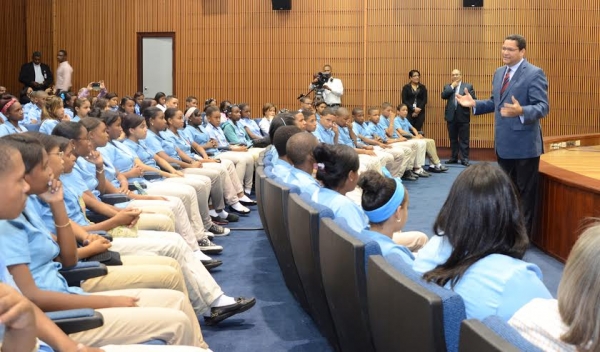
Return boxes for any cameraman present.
[310,64,344,107]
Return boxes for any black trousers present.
[447,119,470,160]
[408,110,426,131]
[496,155,540,238]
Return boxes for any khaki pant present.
[201,160,244,205]
[110,231,223,316]
[381,144,414,175]
[423,138,441,165]
[70,288,207,348]
[216,151,255,190]
[357,154,384,175]
[162,175,215,231]
[392,231,429,252]
[183,168,225,211]
[102,346,210,352]
[136,208,175,232]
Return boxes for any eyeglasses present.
[48,151,64,157]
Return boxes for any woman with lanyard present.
[0,95,27,137]
[359,170,428,257]
[141,107,235,230]
[182,107,256,209]
[97,110,223,259]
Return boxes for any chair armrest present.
[100,194,130,205]
[169,162,182,170]
[143,172,162,181]
[47,309,104,334]
[59,261,108,287]
[86,211,109,224]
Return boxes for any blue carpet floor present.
[201,162,564,351]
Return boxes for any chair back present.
[319,217,379,352]
[262,176,309,310]
[254,165,270,240]
[24,123,41,132]
[367,254,466,352]
[287,193,339,350]
[459,316,543,352]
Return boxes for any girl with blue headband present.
[359,170,428,260]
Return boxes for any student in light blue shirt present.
[311,143,369,231]
[269,126,303,180]
[238,103,269,147]
[311,107,338,144]
[357,170,416,264]
[39,96,65,135]
[282,131,321,198]
[71,97,91,123]
[413,163,552,321]
[0,96,28,137]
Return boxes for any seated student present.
[98,112,224,257]
[282,132,321,197]
[379,102,430,178]
[164,95,179,110]
[219,100,231,124]
[258,103,277,136]
[133,91,144,115]
[366,106,418,181]
[105,92,119,111]
[509,223,600,352]
[303,109,317,133]
[335,107,398,175]
[0,134,208,348]
[72,97,90,122]
[35,131,256,326]
[265,112,302,162]
[270,126,303,178]
[221,104,265,160]
[62,92,76,119]
[24,90,48,125]
[204,105,255,195]
[0,142,210,352]
[353,107,414,180]
[0,95,27,137]
[314,99,327,122]
[299,96,313,113]
[311,107,338,145]
[358,170,428,255]
[312,143,369,231]
[395,104,448,173]
[141,107,231,233]
[160,109,255,214]
[139,97,157,114]
[155,92,167,111]
[39,96,66,135]
[21,90,42,125]
[117,96,135,114]
[238,103,269,147]
[413,163,552,321]
[93,97,110,112]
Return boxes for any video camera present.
[312,71,331,89]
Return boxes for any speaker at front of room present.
[463,0,483,7]
[272,0,291,10]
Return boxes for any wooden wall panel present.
[0,0,27,95]
[25,0,53,72]
[21,0,600,149]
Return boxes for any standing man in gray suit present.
[441,69,476,166]
[456,34,549,236]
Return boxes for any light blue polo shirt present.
[73,158,101,197]
[35,173,90,232]
[284,167,321,198]
[25,105,42,124]
[160,129,195,159]
[145,129,181,160]
[312,187,368,232]
[122,139,161,169]
[205,124,230,150]
[183,124,210,147]
[0,122,26,137]
[337,126,355,147]
[0,197,85,295]
[39,119,59,135]
[395,116,413,134]
[312,123,335,144]
[352,121,372,143]
[239,117,263,137]
[271,158,293,180]
[413,235,553,321]
[368,121,388,142]
[360,229,414,264]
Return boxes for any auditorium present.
[0,0,599,351]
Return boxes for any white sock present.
[436,163,442,168]
[219,210,229,218]
[231,202,249,212]
[210,294,236,308]
[209,209,219,217]
[239,195,253,202]
[194,250,212,261]
[244,188,252,194]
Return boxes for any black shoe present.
[446,159,459,164]
[204,297,257,326]
[239,199,257,206]
[427,165,443,173]
[401,172,418,181]
[201,259,223,271]
[461,159,471,167]
[223,213,239,222]
[211,216,229,225]
[409,170,420,178]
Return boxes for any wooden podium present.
[533,134,600,262]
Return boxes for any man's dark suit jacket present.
[441,82,475,123]
[18,61,54,91]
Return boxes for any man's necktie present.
[500,68,511,95]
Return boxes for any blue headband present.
[364,178,405,223]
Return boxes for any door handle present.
[144,87,148,91]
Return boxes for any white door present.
[142,37,173,98]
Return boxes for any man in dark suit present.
[456,34,549,236]
[441,69,476,166]
[18,52,53,92]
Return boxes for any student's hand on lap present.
[109,296,139,307]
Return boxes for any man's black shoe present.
[446,159,459,164]
[201,260,223,271]
[461,159,471,167]
[204,297,256,326]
